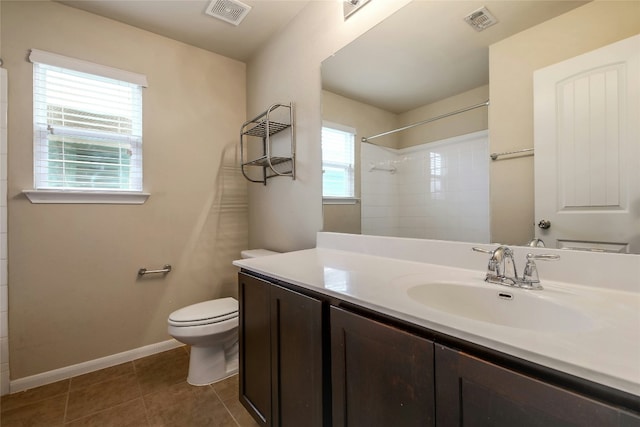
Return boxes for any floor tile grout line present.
[65,396,142,424]
[212,383,242,427]
[139,386,153,427]
[62,379,71,425]
[0,381,70,416]
[62,396,146,426]
[64,366,145,424]
[62,387,71,424]
[134,364,154,427]
[67,365,134,395]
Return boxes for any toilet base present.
[187,343,238,386]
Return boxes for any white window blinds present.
[322,123,355,198]
[31,50,145,192]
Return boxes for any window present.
[322,122,355,199]
[27,49,148,203]
[429,152,443,193]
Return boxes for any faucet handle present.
[522,253,560,288]
[472,247,500,277]
[472,246,512,261]
[472,247,493,254]
[527,253,560,261]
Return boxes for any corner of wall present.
[0,68,9,396]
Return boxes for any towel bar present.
[490,148,534,160]
[138,264,172,276]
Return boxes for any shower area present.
[361,130,490,243]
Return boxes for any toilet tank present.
[240,249,280,259]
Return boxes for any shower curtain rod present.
[361,99,489,144]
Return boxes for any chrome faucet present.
[472,246,559,290]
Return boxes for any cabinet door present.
[270,284,325,427]
[239,273,326,427]
[239,273,272,426]
[435,344,640,427]
[330,306,435,427]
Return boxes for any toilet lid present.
[169,297,238,326]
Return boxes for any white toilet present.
[168,297,239,385]
[167,249,278,386]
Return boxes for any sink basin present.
[407,282,594,331]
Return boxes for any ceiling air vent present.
[464,6,498,32]
[205,0,252,26]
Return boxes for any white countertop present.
[234,234,640,397]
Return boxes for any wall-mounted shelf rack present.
[240,103,295,185]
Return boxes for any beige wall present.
[398,85,489,149]
[489,1,640,245]
[3,1,247,379]
[246,0,411,252]
[322,204,361,235]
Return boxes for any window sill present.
[23,190,150,204]
[323,197,360,205]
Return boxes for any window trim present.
[27,49,148,204]
[29,49,148,87]
[322,197,360,205]
[23,190,150,204]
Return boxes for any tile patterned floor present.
[0,347,259,427]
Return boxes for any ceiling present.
[56,0,588,113]
[57,0,311,62]
[321,1,588,113]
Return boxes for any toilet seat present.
[168,297,238,327]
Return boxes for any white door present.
[534,34,640,254]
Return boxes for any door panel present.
[270,284,324,427]
[435,345,639,427]
[330,306,435,427]
[534,34,640,253]
[239,273,272,426]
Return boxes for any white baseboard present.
[9,339,183,394]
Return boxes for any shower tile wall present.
[0,68,8,396]
[362,131,490,243]
[360,145,400,236]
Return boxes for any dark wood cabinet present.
[238,273,325,427]
[435,344,640,427]
[239,272,272,426]
[269,283,324,427]
[330,306,435,427]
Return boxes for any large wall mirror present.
[321,0,640,254]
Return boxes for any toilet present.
[167,249,279,385]
[168,297,239,385]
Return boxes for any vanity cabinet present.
[330,306,435,427]
[435,345,640,427]
[238,271,640,427]
[238,273,325,427]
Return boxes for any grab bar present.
[490,148,534,160]
[138,264,172,276]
